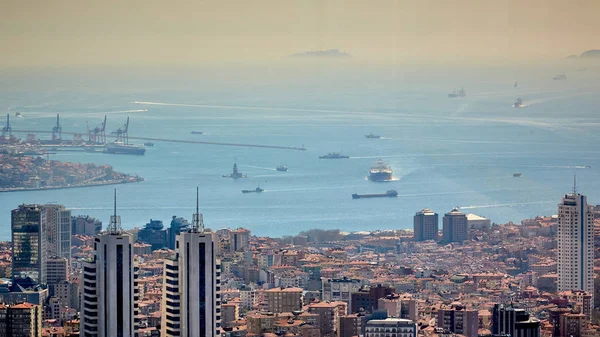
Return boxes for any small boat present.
[144,142,155,147]
[553,73,567,80]
[513,98,524,108]
[191,131,204,135]
[15,112,21,117]
[513,81,519,88]
[513,172,522,177]
[352,190,398,199]
[276,165,288,172]
[242,186,264,193]
[365,133,381,139]
[448,88,466,98]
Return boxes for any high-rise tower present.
[413,208,438,241]
[43,204,72,261]
[11,204,47,284]
[162,188,221,337]
[81,190,139,337]
[557,177,594,308]
[442,208,468,243]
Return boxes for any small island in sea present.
[0,152,143,192]
[289,49,351,58]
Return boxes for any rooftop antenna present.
[108,189,121,234]
[191,187,204,233]
[573,174,577,195]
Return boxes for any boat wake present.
[240,165,276,171]
[459,200,554,210]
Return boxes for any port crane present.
[86,115,107,144]
[1,114,11,140]
[52,114,62,141]
[114,116,129,144]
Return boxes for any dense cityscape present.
[0,182,597,337]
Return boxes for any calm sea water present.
[1,63,599,240]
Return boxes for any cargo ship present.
[365,133,381,139]
[242,186,264,193]
[513,97,524,108]
[319,152,349,159]
[276,165,288,172]
[369,159,393,181]
[448,88,466,98]
[104,142,146,155]
[352,190,398,199]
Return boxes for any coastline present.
[0,178,144,193]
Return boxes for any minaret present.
[81,190,138,337]
[557,177,594,319]
[162,188,221,337]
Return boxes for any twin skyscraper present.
[80,188,221,337]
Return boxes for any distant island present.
[0,151,143,192]
[565,49,600,60]
[289,49,351,59]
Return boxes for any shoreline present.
[0,179,144,193]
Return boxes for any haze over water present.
[1,63,600,239]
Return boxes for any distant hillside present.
[289,49,351,58]
[580,49,600,58]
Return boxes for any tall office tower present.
[162,188,221,337]
[442,208,468,243]
[231,228,250,252]
[12,204,47,284]
[413,208,439,241]
[81,191,138,337]
[557,178,594,308]
[43,204,72,261]
[492,304,541,337]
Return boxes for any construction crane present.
[1,114,11,140]
[52,114,62,141]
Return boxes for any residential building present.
[50,280,79,310]
[263,287,303,313]
[378,294,418,321]
[442,208,468,243]
[557,187,594,307]
[308,301,347,336]
[231,228,250,252]
[71,215,102,236]
[137,219,167,251]
[559,313,585,337]
[364,318,416,337]
[351,284,394,314]
[414,208,438,241]
[0,302,42,337]
[47,257,68,285]
[322,277,361,309]
[492,304,541,337]
[12,204,47,284]
[437,304,478,337]
[166,216,189,250]
[338,314,364,337]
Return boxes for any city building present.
[322,277,361,309]
[221,302,239,329]
[50,280,79,311]
[308,301,347,336]
[338,314,365,337]
[437,304,478,337]
[263,287,303,313]
[231,228,251,252]
[466,213,491,230]
[492,304,541,337]
[0,302,42,337]
[364,318,416,337]
[351,284,394,314]
[166,216,189,250]
[442,208,468,243]
[46,257,68,285]
[556,184,594,307]
[12,204,47,284]
[559,313,585,337]
[137,219,167,251]
[161,189,221,337]
[43,204,72,261]
[378,294,418,321]
[414,208,438,241]
[71,215,102,236]
[80,192,139,337]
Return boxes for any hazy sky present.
[1,0,599,67]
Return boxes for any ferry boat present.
[365,133,381,139]
[276,165,288,172]
[369,159,393,182]
[144,142,155,147]
[513,172,522,177]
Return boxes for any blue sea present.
[1,63,599,240]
